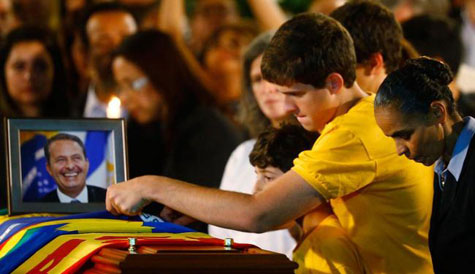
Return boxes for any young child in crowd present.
[249,125,369,273]
[249,124,316,196]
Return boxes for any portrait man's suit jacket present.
[40,185,107,203]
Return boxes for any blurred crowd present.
[2,0,475,258]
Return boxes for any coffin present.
[84,244,298,274]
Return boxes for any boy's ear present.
[368,52,384,75]
[325,73,344,94]
[360,52,384,75]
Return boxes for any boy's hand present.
[106,177,151,216]
[160,206,197,226]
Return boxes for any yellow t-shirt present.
[294,214,370,274]
[293,95,434,274]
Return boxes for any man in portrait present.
[41,133,106,203]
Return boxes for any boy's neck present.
[333,81,368,118]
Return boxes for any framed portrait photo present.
[5,118,128,215]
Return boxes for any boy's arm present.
[106,170,324,233]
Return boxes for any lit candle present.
[106,96,121,118]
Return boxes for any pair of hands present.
[105,176,196,226]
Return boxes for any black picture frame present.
[5,118,128,215]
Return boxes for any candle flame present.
[106,96,121,118]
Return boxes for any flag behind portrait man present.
[20,131,115,202]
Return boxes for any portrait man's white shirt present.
[57,184,88,203]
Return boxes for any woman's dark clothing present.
[127,105,243,232]
[127,121,167,178]
[128,105,242,187]
[430,118,475,273]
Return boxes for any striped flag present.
[0,211,252,273]
[0,211,193,273]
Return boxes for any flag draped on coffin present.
[0,211,247,273]
[21,131,114,202]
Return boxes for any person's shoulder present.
[40,190,59,202]
[182,106,243,141]
[187,106,232,127]
[220,139,257,192]
[87,185,107,202]
[466,127,475,157]
[231,139,256,157]
[88,185,106,194]
[223,139,256,170]
[335,95,374,124]
[327,95,376,133]
[319,95,397,158]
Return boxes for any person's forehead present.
[250,55,263,74]
[196,0,235,11]
[375,105,413,133]
[266,165,283,171]
[256,165,281,173]
[8,41,49,59]
[50,139,83,152]
[87,11,136,32]
[274,81,319,93]
[219,29,249,40]
[113,55,144,74]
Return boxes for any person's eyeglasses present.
[118,77,149,94]
[130,77,148,91]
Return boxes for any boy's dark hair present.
[44,133,87,165]
[250,125,318,172]
[261,12,356,88]
[79,2,135,50]
[402,15,463,75]
[330,0,402,74]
